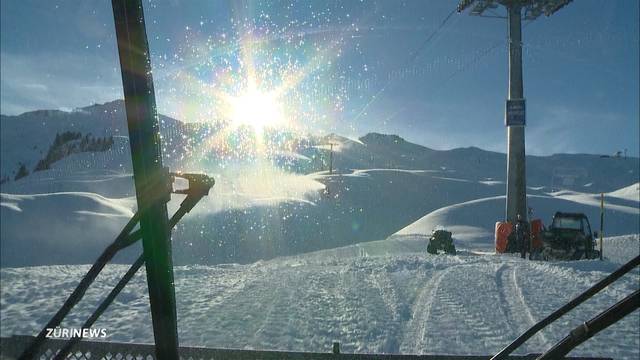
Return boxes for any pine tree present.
[14,163,29,180]
[53,133,62,147]
[34,159,48,172]
[80,134,90,151]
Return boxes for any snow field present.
[1,246,638,359]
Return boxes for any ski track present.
[420,263,516,355]
[507,261,640,359]
[494,263,515,334]
[1,254,638,359]
[399,264,454,354]
[368,269,406,353]
[250,269,302,350]
[175,264,273,348]
[510,265,549,348]
[220,266,312,350]
[495,262,549,354]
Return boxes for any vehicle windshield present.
[1,1,639,359]
[552,217,582,231]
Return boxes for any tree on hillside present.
[34,132,115,172]
[14,163,29,181]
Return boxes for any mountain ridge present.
[2,100,638,193]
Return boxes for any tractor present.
[427,229,457,255]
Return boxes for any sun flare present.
[228,89,285,133]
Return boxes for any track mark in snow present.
[427,264,513,352]
[495,263,549,353]
[511,266,549,346]
[337,265,397,353]
[250,270,307,350]
[401,262,519,355]
[494,263,515,334]
[369,270,410,353]
[2,256,637,359]
[398,266,452,354]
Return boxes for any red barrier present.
[495,221,512,253]
[530,219,544,250]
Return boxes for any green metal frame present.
[111,0,179,358]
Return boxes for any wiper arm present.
[537,289,639,359]
[491,255,639,360]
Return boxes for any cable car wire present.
[351,7,457,123]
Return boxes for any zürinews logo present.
[45,328,108,339]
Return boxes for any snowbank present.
[602,234,640,265]
[608,182,640,202]
[0,192,138,267]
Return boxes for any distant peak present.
[81,99,125,112]
[319,133,355,144]
[17,109,65,117]
[359,132,406,144]
[451,146,484,152]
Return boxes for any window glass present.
[1,1,638,358]
[552,217,581,230]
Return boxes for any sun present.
[228,89,285,134]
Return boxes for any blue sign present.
[505,98,526,126]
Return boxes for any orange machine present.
[495,219,544,253]
[495,221,512,253]
[530,218,544,250]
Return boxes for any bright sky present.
[1,0,638,156]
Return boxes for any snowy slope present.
[0,100,192,185]
[0,101,128,179]
[601,235,640,265]
[2,167,638,267]
[1,237,638,359]
[608,182,640,202]
[0,167,517,267]
[332,133,640,194]
[0,192,139,267]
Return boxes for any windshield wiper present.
[538,289,639,359]
[491,255,640,360]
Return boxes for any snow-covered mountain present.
[1,101,638,359]
[0,100,197,187]
[2,100,638,192]
[1,100,639,267]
